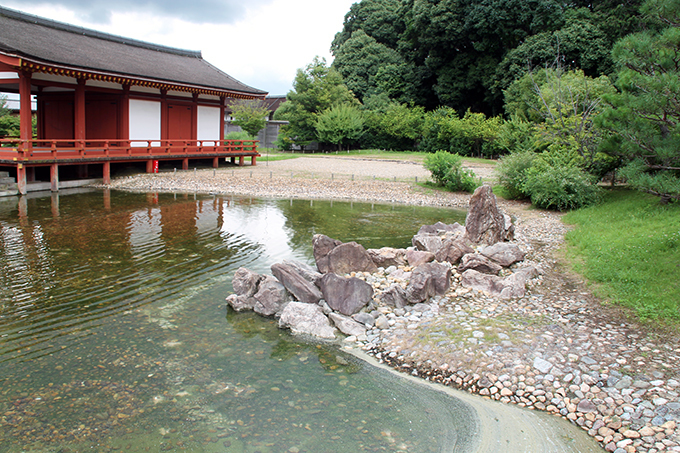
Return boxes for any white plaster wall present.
[129,99,161,146]
[197,106,220,143]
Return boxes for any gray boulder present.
[352,312,376,327]
[458,253,502,275]
[367,247,407,268]
[232,267,262,297]
[465,185,506,245]
[312,234,342,273]
[253,275,291,316]
[479,243,525,267]
[281,260,322,284]
[406,249,435,267]
[379,283,408,308]
[318,273,374,316]
[271,262,323,305]
[278,302,336,339]
[435,237,474,264]
[504,214,515,241]
[326,242,378,275]
[405,262,451,304]
[329,313,367,337]
[460,266,538,299]
[411,234,443,254]
[226,294,257,312]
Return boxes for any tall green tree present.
[274,57,358,150]
[229,99,270,138]
[598,0,680,202]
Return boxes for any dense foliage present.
[331,0,648,115]
[274,0,679,208]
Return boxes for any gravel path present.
[104,156,680,453]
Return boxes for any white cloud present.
[2,0,356,96]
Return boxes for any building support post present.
[16,164,26,195]
[219,97,226,145]
[50,163,59,192]
[251,156,257,166]
[146,160,154,173]
[212,157,219,168]
[238,156,244,166]
[182,158,189,171]
[103,161,111,184]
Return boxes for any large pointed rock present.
[318,273,374,316]
[278,302,336,339]
[479,243,526,267]
[458,253,502,275]
[271,262,323,304]
[465,185,506,245]
[405,262,451,304]
[253,275,291,316]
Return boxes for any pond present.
[0,190,480,453]
[0,190,600,453]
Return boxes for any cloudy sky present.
[1,0,357,96]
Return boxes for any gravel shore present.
[105,156,680,453]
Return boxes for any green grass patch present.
[563,189,680,323]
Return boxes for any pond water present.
[0,190,481,453]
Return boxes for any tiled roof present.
[0,6,267,97]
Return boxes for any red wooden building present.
[0,6,268,195]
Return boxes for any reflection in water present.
[0,191,474,453]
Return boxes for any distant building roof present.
[0,6,267,98]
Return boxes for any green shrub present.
[524,164,602,211]
[226,131,254,141]
[496,151,537,199]
[424,150,480,193]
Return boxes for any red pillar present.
[219,97,226,144]
[120,85,130,142]
[75,78,86,144]
[212,157,219,168]
[50,163,59,192]
[146,160,154,173]
[238,156,244,166]
[16,164,26,195]
[103,161,111,184]
[251,155,257,166]
[19,71,32,146]
[160,89,168,142]
[191,93,199,144]
[182,158,189,170]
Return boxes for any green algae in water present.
[0,191,474,452]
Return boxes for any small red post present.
[251,155,257,166]
[212,157,219,168]
[238,156,244,166]
[103,161,111,184]
[16,163,27,195]
[50,163,59,192]
[182,158,189,170]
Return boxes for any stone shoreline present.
[104,158,680,453]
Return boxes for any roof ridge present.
[0,5,202,58]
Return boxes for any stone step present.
[0,171,9,178]
[0,177,16,185]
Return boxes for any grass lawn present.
[258,148,496,165]
[563,189,680,324]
